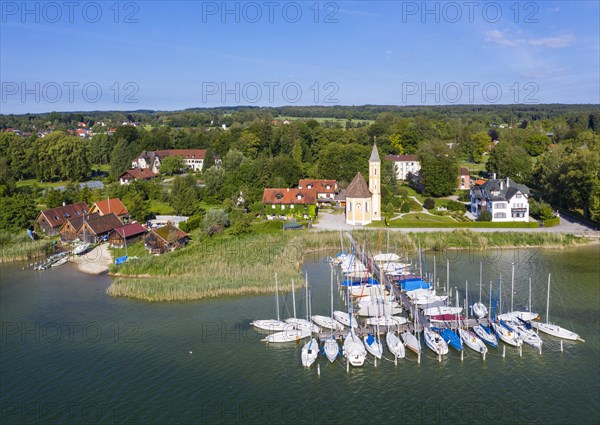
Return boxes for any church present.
[345,144,381,225]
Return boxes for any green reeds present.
[0,231,53,263]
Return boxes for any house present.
[108,223,147,248]
[119,168,158,185]
[77,213,123,243]
[148,215,189,229]
[470,177,530,222]
[458,167,471,190]
[132,149,207,173]
[59,213,100,242]
[144,224,189,254]
[297,179,338,205]
[384,154,421,180]
[36,202,89,235]
[262,188,317,218]
[90,198,129,221]
[345,144,381,225]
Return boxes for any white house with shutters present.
[470,177,530,222]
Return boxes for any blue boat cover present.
[366,334,375,345]
[340,277,380,287]
[399,278,430,291]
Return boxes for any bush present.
[458,190,471,202]
[446,200,466,212]
[530,199,554,221]
[477,211,492,222]
[544,217,560,227]
[397,189,408,197]
[384,202,395,216]
[203,209,230,236]
[400,201,411,213]
[423,198,435,209]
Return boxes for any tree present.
[423,198,435,209]
[486,141,532,183]
[0,193,37,230]
[110,139,133,179]
[418,141,459,197]
[477,211,492,221]
[463,132,490,163]
[523,133,550,156]
[160,156,185,175]
[203,166,226,202]
[389,133,405,154]
[170,175,198,216]
[203,209,230,236]
[125,192,150,222]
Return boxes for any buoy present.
[189,351,192,354]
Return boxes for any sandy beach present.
[70,243,112,275]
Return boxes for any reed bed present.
[0,231,53,263]
[107,230,588,302]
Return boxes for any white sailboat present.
[333,311,357,328]
[401,310,421,355]
[263,327,311,343]
[493,275,522,347]
[424,328,449,356]
[472,262,488,319]
[251,273,288,332]
[386,329,406,359]
[422,306,462,316]
[301,288,318,368]
[472,282,498,348]
[366,315,407,327]
[286,276,320,333]
[322,267,340,363]
[342,286,366,366]
[531,274,585,342]
[498,263,539,322]
[459,281,488,355]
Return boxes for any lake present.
[1,245,599,424]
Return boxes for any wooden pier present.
[341,232,489,336]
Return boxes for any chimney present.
[62,201,66,206]
[287,188,289,192]
[506,177,510,187]
[492,173,497,180]
[500,180,503,190]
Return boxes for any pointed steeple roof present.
[369,143,380,162]
[346,172,372,198]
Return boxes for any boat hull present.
[400,332,421,355]
[386,332,406,359]
[301,338,319,367]
[531,322,583,342]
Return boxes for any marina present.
[255,232,588,367]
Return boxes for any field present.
[273,116,375,125]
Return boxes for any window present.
[290,204,294,209]
[495,203,507,209]
[366,202,369,212]
[348,202,352,212]
[272,205,276,209]
[494,212,506,219]
[516,193,522,198]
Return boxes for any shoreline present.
[70,243,112,275]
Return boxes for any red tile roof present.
[385,154,418,162]
[460,167,470,176]
[346,172,372,198]
[37,202,90,228]
[298,179,337,194]
[81,213,123,235]
[262,188,316,205]
[155,149,206,160]
[92,198,129,216]
[113,223,147,238]
[120,169,158,180]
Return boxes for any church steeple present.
[369,143,381,220]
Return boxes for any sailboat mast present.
[479,261,483,303]
[305,272,309,320]
[547,273,551,323]
[418,239,422,278]
[511,263,515,312]
[446,259,449,295]
[330,267,334,320]
[465,280,469,321]
[275,273,280,321]
[291,278,296,319]
[528,277,532,313]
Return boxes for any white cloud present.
[485,31,575,48]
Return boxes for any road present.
[313,212,599,237]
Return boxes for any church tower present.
[369,143,381,221]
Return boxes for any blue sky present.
[1,1,598,113]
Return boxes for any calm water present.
[1,245,599,425]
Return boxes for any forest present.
[0,104,598,232]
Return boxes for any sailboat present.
[531,274,585,342]
[437,288,463,351]
[251,273,288,332]
[301,289,318,368]
[459,281,488,355]
[473,282,499,348]
[401,308,421,355]
[492,276,522,347]
[497,264,539,322]
[322,267,340,363]
[424,327,449,356]
[510,278,543,350]
[342,286,366,366]
[363,286,384,359]
[286,276,320,333]
[472,262,488,318]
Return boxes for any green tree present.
[110,139,133,179]
[464,132,490,163]
[203,209,230,236]
[418,141,459,197]
[125,192,150,221]
[486,141,532,183]
[160,156,185,175]
[389,133,405,154]
[523,133,550,156]
[0,193,38,230]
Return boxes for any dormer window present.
[326,185,331,190]
[307,184,313,189]
[297,194,303,200]
[275,193,283,200]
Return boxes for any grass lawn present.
[15,179,69,189]
[395,213,456,223]
[398,184,426,203]
[148,200,175,215]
